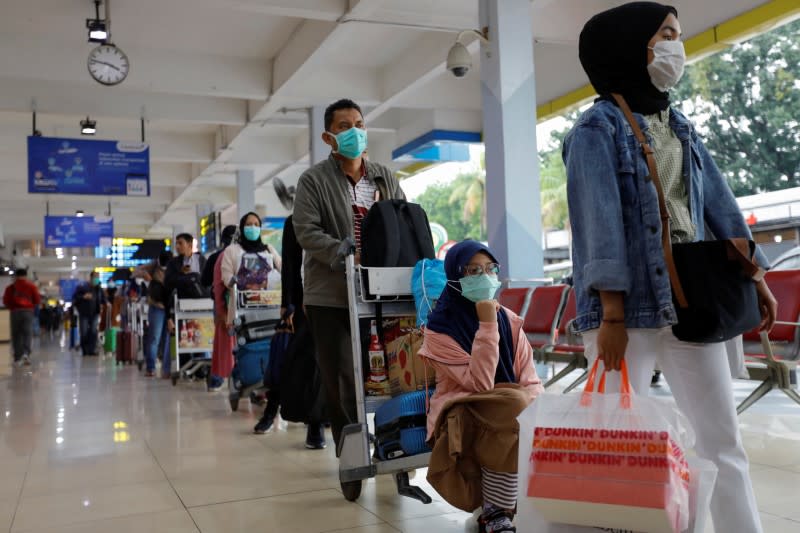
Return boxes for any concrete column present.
[309,105,328,165]
[479,0,543,279]
[236,169,255,220]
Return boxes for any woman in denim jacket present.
[564,3,776,532]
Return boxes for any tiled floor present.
[0,335,799,532]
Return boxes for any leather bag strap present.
[611,93,689,308]
[610,94,764,306]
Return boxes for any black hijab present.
[238,212,267,253]
[426,240,516,384]
[579,2,678,115]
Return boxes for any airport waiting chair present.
[738,269,800,414]
[538,287,589,392]
[498,287,533,317]
[523,284,569,360]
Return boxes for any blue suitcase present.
[231,338,271,390]
[70,324,79,349]
[374,389,433,460]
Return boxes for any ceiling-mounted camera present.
[446,29,489,78]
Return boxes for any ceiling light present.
[76,210,85,217]
[72,255,77,260]
[86,1,107,43]
[80,117,96,135]
[87,21,107,42]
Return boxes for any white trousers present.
[582,328,762,533]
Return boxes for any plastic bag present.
[518,360,695,533]
[412,258,446,328]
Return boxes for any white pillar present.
[480,0,543,279]
[236,169,255,220]
[309,105,328,165]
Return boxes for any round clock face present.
[87,44,129,86]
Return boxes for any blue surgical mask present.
[91,278,101,287]
[243,226,261,241]
[459,274,501,303]
[329,127,367,159]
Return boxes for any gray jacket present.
[293,154,406,308]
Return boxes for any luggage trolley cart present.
[228,285,281,411]
[338,250,432,504]
[171,294,215,386]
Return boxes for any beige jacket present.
[426,385,531,513]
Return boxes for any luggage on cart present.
[374,389,433,461]
[232,338,271,389]
[360,200,435,268]
[116,330,136,365]
[234,315,276,345]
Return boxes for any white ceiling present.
[0,0,783,279]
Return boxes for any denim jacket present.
[564,100,768,333]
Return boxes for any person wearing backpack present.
[3,268,41,367]
[251,215,326,448]
[293,98,406,454]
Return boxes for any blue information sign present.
[44,216,114,248]
[28,136,150,196]
[59,279,83,302]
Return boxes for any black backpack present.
[360,200,435,267]
[175,272,209,299]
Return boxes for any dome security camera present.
[447,41,472,78]
[446,29,488,79]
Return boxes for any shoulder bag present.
[612,93,764,343]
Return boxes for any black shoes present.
[253,416,274,434]
[305,423,327,449]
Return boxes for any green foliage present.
[417,18,800,236]
[538,112,580,230]
[415,173,486,242]
[672,19,800,195]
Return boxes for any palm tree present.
[539,149,569,230]
[448,151,487,239]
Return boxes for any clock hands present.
[89,59,122,72]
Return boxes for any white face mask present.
[647,40,685,92]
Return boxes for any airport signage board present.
[28,136,150,196]
[44,215,114,248]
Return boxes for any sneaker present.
[253,416,274,434]
[305,423,327,449]
[207,376,224,391]
[480,505,516,533]
[144,370,155,377]
[13,359,24,368]
[22,355,31,366]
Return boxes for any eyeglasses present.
[460,263,501,277]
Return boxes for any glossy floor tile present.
[1,336,800,532]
